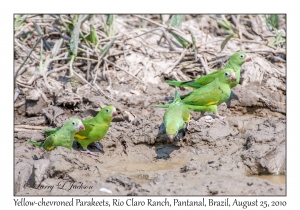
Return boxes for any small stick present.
[198,54,209,75]
[14,101,25,108]
[134,15,164,28]
[16,81,34,89]
[86,49,91,81]
[103,57,145,84]
[14,125,51,130]
[46,65,69,76]
[72,70,114,100]
[14,35,43,100]
[166,48,187,73]
[14,89,21,102]
[15,128,43,132]
[259,97,286,115]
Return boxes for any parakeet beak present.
[230,75,236,82]
[246,56,252,62]
[169,135,174,142]
[77,123,85,131]
[112,109,118,117]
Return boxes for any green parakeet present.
[163,90,190,142]
[44,106,118,156]
[156,69,236,119]
[166,51,251,89]
[29,118,85,151]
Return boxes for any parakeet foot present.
[80,149,98,156]
[221,102,227,107]
[92,142,104,152]
[185,121,190,131]
[216,115,226,120]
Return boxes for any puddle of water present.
[103,158,188,185]
[253,175,286,184]
[105,158,188,173]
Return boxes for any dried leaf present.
[51,38,63,57]
[14,14,27,28]
[70,19,80,56]
[217,20,230,31]
[171,33,190,48]
[170,14,184,28]
[33,22,44,36]
[100,38,116,57]
[220,34,234,52]
[105,15,115,37]
[107,14,115,26]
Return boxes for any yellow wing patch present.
[74,134,88,140]
[205,100,219,106]
[185,115,191,123]
[45,146,55,151]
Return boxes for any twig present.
[166,48,187,73]
[15,128,42,132]
[133,15,190,50]
[14,35,43,84]
[232,38,268,45]
[14,65,29,77]
[86,49,91,81]
[120,27,178,51]
[198,54,209,75]
[102,59,108,81]
[108,50,130,57]
[92,57,104,84]
[72,70,115,100]
[16,81,34,89]
[14,39,40,61]
[197,39,223,48]
[245,49,285,55]
[134,15,164,28]
[176,71,190,81]
[14,89,21,102]
[134,16,191,46]
[46,65,69,76]
[14,101,25,108]
[103,57,145,84]
[120,31,160,53]
[170,72,182,82]
[259,97,286,115]
[14,125,50,130]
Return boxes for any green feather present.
[29,118,84,151]
[166,51,251,89]
[74,106,116,150]
[44,106,117,152]
[156,69,236,119]
[163,90,190,141]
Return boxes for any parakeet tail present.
[152,104,171,108]
[43,129,59,135]
[166,80,203,89]
[174,90,181,103]
[28,141,43,147]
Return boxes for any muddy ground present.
[14,15,286,195]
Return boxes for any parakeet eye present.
[239,54,245,58]
[72,121,76,126]
[106,109,110,113]
[224,72,230,76]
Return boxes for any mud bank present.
[14,14,286,196]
